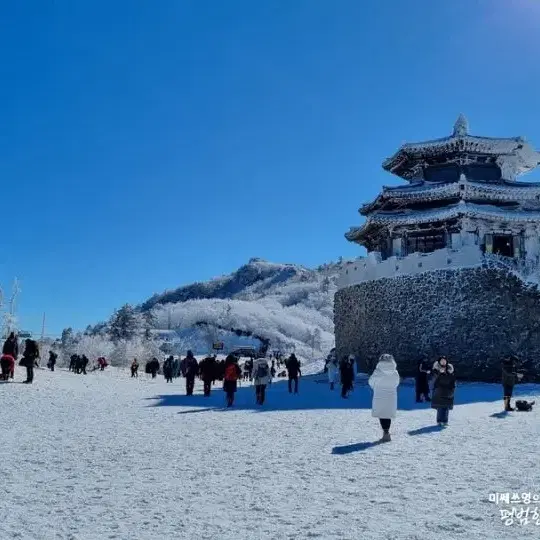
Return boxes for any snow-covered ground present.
[1,368,539,540]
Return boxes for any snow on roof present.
[382,115,540,179]
[370,202,540,226]
[348,201,540,242]
[360,180,540,215]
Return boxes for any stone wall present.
[334,267,540,381]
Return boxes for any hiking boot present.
[381,432,391,443]
[504,398,515,411]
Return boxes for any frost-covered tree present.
[61,328,73,348]
[321,276,331,294]
[109,337,162,367]
[141,310,156,341]
[71,336,114,365]
[109,304,139,343]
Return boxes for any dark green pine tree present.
[109,304,139,342]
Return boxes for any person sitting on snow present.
[0,354,15,381]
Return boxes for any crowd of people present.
[1,332,40,383]
[341,352,529,443]
[131,350,303,407]
[1,332,532,435]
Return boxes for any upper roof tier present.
[382,115,540,182]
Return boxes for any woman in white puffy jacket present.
[252,357,272,405]
[368,354,400,442]
[327,355,339,390]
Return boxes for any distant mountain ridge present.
[143,258,343,368]
[140,258,311,311]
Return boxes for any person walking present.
[163,356,174,383]
[182,351,199,396]
[22,339,40,384]
[149,357,160,379]
[223,354,242,407]
[131,358,139,378]
[285,353,301,394]
[340,356,355,399]
[69,354,77,372]
[368,354,400,442]
[81,355,89,375]
[173,357,180,379]
[327,353,339,391]
[47,351,58,372]
[431,357,456,426]
[415,358,431,402]
[199,355,216,397]
[252,356,271,405]
[501,355,523,411]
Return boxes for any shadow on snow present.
[407,425,446,436]
[332,441,384,454]
[145,376,539,414]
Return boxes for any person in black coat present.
[47,351,58,371]
[149,357,160,379]
[431,358,456,426]
[182,351,199,396]
[415,359,431,402]
[2,332,19,359]
[501,355,522,411]
[340,356,355,399]
[163,356,174,383]
[22,339,40,384]
[285,354,301,394]
[199,355,217,397]
[81,355,89,375]
[69,354,77,372]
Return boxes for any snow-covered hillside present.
[146,258,341,366]
[2,367,539,539]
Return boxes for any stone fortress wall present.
[335,252,540,381]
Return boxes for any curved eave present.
[367,203,540,227]
[383,136,540,179]
[347,202,540,243]
[360,181,540,215]
[345,223,382,243]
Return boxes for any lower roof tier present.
[347,201,540,243]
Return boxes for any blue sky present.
[2,0,540,336]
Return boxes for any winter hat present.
[379,353,395,363]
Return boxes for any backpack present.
[25,340,39,359]
[224,363,238,382]
[256,362,269,379]
[515,400,535,412]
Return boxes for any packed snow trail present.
[1,368,539,540]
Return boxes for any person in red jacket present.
[223,355,242,407]
[0,354,15,380]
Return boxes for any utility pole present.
[6,278,21,335]
[41,312,46,340]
